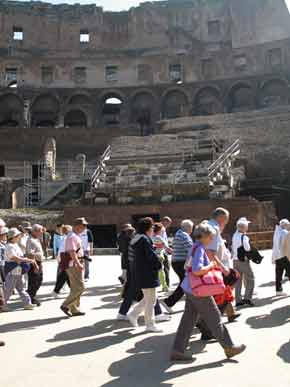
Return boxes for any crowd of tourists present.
[0,209,289,362]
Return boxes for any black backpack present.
[237,234,264,264]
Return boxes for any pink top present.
[65,232,83,267]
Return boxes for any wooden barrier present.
[248,231,273,250]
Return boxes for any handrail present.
[208,139,240,178]
[91,145,111,187]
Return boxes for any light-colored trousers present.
[62,267,85,313]
[130,287,157,328]
[234,260,255,302]
[4,273,31,305]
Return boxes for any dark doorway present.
[88,225,118,248]
[32,164,41,180]
[0,165,5,177]
[131,213,161,227]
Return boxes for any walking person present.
[117,224,134,284]
[127,217,164,333]
[51,225,72,298]
[117,224,170,323]
[272,219,290,296]
[152,223,169,292]
[80,225,94,281]
[60,218,87,317]
[170,222,246,362]
[41,227,51,260]
[26,224,45,306]
[18,221,32,255]
[0,227,8,283]
[0,270,5,345]
[232,217,255,306]
[53,224,64,260]
[161,220,194,313]
[161,216,173,287]
[4,228,36,310]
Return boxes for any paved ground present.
[0,251,290,387]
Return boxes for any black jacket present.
[117,231,131,270]
[131,234,162,289]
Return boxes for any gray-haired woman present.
[171,222,246,362]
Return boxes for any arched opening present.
[30,94,60,127]
[194,87,223,116]
[0,93,23,127]
[131,92,155,135]
[68,94,91,106]
[101,95,124,126]
[162,90,188,119]
[227,84,256,113]
[259,79,289,108]
[64,110,87,128]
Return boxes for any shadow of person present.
[277,341,290,363]
[246,305,290,329]
[84,285,121,298]
[253,295,289,308]
[93,294,122,310]
[47,319,126,342]
[36,329,144,358]
[0,317,67,333]
[100,334,235,387]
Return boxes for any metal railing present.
[208,139,240,179]
[91,145,111,189]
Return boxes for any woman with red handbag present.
[170,222,246,362]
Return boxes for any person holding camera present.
[232,217,255,307]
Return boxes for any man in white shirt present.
[232,217,255,307]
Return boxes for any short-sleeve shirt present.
[26,237,44,262]
[65,232,83,267]
[207,219,224,260]
[5,242,23,275]
[182,242,210,294]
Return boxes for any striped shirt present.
[172,229,193,263]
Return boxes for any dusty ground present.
[0,251,290,387]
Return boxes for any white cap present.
[0,227,8,236]
[236,217,251,227]
[279,219,290,226]
[0,218,6,228]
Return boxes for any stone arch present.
[43,137,56,180]
[258,78,289,108]
[68,93,92,106]
[130,91,156,134]
[194,86,223,116]
[226,83,256,113]
[100,91,125,127]
[64,109,87,128]
[162,89,189,119]
[0,93,24,127]
[30,93,60,127]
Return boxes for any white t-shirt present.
[19,234,29,255]
[5,242,24,275]
[232,231,251,260]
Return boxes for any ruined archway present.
[258,79,289,108]
[30,94,60,127]
[101,93,124,127]
[0,93,24,127]
[227,83,256,113]
[64,110,87,128]
[162,90,188,119]
[194,87,223,116]
[130,92,155,135]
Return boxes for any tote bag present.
[187,267,225,297]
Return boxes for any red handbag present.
[187,267,225,298]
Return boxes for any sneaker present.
[32,299,41,307]
[224,344,246,359]
[155,314,171,322]
[127,313,139,328]
[170,350,193,362]
[0,340,5,347]
[51,291,60,299]
[84,278,89,283]
[236,301,245,307]
[71,311,86,316]
[276,291,287,297]
[145,325,163,333]
[201,333,214,341]
[116,313,128,321]
[24,304,34,310]
[160,300,174,314]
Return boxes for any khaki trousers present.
[62,267,85,313]
[130,288,157,328]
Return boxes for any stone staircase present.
[87,130,243,205]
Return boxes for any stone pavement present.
[0,251,290,387]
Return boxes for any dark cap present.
[73,217,88,226]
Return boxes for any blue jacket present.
[172,229,193,263]
[131,234,162,289]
